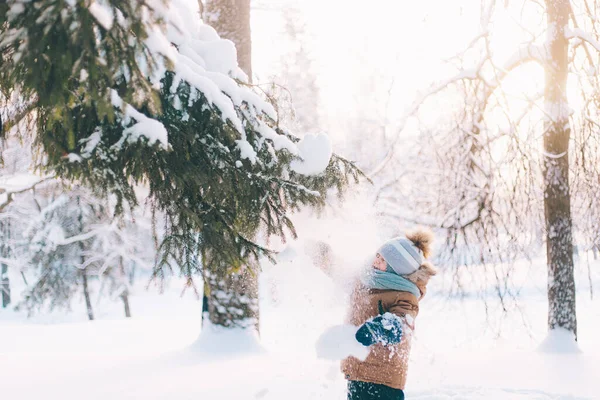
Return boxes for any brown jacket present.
[341,283,422,390]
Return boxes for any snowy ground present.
[1,250,599,400]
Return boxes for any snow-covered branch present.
[565,27,600,54]
[108,90,170,151]
[0,175,53,212]
[0,256,22,267]
[52,229,102,247]
[495,43,548,81]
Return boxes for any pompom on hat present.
[378,228,434,275]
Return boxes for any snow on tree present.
[199,0,260,331]
[0,86,154,318]
[0,0,361,327]
[18,184,155,319]
[0,124,49,309]
[198,1,330,331]
[202,0,253,81]
[18,188,98,317]
[0,174,47,308]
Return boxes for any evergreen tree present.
[200,0,259,330]
[1,0,362,324]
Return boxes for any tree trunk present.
[200,0,259,332]
[119,258,131,318]
[203,0,252,81]
[75,194,94,321]
[1,263,10,308]
[204,266,259,330]
[82,270,94,321]
[543,0,577,338]
[121,292,131,318]
[1,221,11,308]
[201,291,209,323]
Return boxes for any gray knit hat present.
[378,237,424,275]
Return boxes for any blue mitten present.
[355,312,403,346]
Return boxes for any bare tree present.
[0,134,52,308]
[370,0,600,339]
[19,183,155,319]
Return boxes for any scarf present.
[361,267,421,299]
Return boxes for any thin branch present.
[0,176,54,212]
[565,27,600,53]
[369,36,547,178]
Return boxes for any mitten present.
[355,312,403,346]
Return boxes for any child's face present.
[372,253,388,271]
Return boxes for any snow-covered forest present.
[0,0,598,399]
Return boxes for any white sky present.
[252,0,480,110]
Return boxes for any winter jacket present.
[341,283,423,390]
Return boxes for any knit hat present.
[378,228,434,275]
[378,237,424,275]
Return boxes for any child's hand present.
[355,312,403,347]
